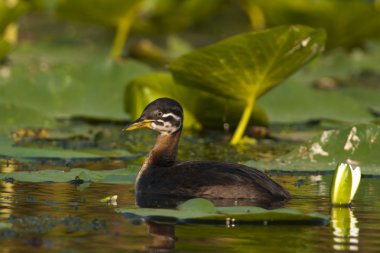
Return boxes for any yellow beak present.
[123,119,153,131]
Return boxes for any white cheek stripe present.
[151,122,180,134]
[162,113,181,121]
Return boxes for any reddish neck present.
[142,130,181,169]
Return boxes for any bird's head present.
[123,98,183,135]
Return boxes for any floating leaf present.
[125,72,268,130]
[0,132,139,162]
[257,47,380,124]
[0,102,56,134]
[117,198,329,225]
[170,25,326,144]
[283,124,380,165]
[0,146,100,161]
[257,77,374,124]
[0,167,139,184]
[244,124,380,175]
[0,45,151,123]
[0,146,139,162]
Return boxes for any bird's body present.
[137,160,289,200]
[124,98,291,208]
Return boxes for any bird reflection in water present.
[146,221,176,253]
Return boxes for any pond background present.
[1,1,380,252]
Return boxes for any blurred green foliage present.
[0,44,150,133]
[0,0,379,143]
[0,0,30,59]
[125,72,268,130]
[0,38,10,59]
[132,0,223,34]
[56,0,143,27]
[0,0,28,33]
[57,0,144,59]
[240,0,380,50]
[54,0,223,59]
[170,25,326,144]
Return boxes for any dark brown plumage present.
[124,98,291,208]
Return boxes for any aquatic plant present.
[170,25,326,144]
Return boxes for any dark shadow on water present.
[146,221,176,253]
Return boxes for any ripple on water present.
[0,172,380,252]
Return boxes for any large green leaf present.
[170,25,325,144]
[170,25,326,101]
[117,198,329,225]
[0,167,139,184]
[125,72,268,130]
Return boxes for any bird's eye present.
[157,111,163,117]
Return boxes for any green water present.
[0,130,379,253]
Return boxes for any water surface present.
[0,130,379,253]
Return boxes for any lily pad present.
[170,25,326,143]
[0,132,139,162]
[257,46,380,124]
[0,102,56,133]
[245,124,380,175]
[125,72,268,130]
[117,198,329,225]
[283,124,380,165]
[0,146,101,161]
[257,76,374,123]
[0,167,139,184]
[0,44,151,123]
